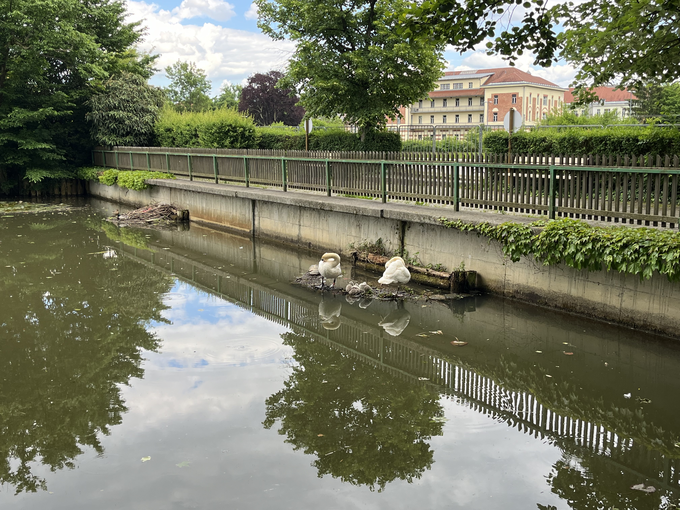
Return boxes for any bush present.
[254,129,402,152]
[155,107,257,149]
[484,127,680,156]
[98,170,175,190]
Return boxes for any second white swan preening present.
[318,252,342,289]
[378,256,411,295]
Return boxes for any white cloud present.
[127,0,295,91]
[173,0,236,22]
[244,2,258,20]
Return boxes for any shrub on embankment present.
[153,107,401,151]
[484,128,680,156]
[255,128,401,151]
[438,217,680,282]
[154,107,258,149]
[98,169,175,190]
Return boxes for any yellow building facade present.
[388,68,566,137]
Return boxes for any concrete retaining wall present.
[90,180,680,338]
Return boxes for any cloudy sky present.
[126,0,577,95]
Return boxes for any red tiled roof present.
[443,67,561,88]
[565,86,637,103]
[429,88,484,98]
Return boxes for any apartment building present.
[564,87,636,117]
[387,68,566,136]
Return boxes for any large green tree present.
[213,83,243,110]
[398,0,680,92]
[255,0,445,136]
[87,72,166,147]
[164,61,212,112]
[0,0,147,193]
[634,83,680,120]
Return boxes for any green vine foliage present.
[438,217,680,282]
[98,169,175,190]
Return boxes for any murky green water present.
[1,198,680,509]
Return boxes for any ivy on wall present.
[98,169,175,190]
[438,217,680,281]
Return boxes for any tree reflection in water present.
[0,213,173,494]
[263,331,445,492]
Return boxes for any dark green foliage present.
[154,108,258,149]
[0,0,148,193]
[87,73,165,147]
[98,169,175,190]
[255,129,402,151]
[484,128,680,156]
[438,217,680,281]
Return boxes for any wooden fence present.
[93,147,680,228]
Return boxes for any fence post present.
[91,151,95,165]
[187,154,193,181]
[478,126,483,154]
[453,162,460,212]
[243,156,249,187]
[129,151,133,170]
[166,153,171,172]
[115,151,119,170]
[432,126,437,154]
[549,166,556,220]
[103,151,107,168]
[325,160,331,197]
[146,152,151,171]
[281,158,288,191]
[213,155,218,183]
[381,161,387,203]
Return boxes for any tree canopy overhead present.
[255,0,445,135]
[398,0,680,91]
[0,0,151,192]
[238,71,304,126]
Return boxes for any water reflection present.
[0,211,173,494]
[378,302,410,337]
[263,331,444,491]
[3,200,680,508]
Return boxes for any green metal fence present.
[93,148,680,228]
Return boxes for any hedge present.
[154,107,258,149]
[254,129,401,152]
[484,128,680,156]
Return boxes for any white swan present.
[318,252,342,289]
[379,306,411,337]
[378,256,411,295]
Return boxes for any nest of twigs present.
[108,203,188,227]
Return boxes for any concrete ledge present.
[91,179,680,340]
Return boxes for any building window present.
[604,108,610,113]
[443,99,447,107]
[480,98,484,106]
[596,109,601,115]
[543,96,548,106]
[468,82,473,88]
[442,115,447,124]
[468,98,473,106]
[431,100,435,108]
[542,113,547,119]
[468,114,472,123]
[440,83,450,90]
[493,95,498,105]
[479,114,484,123]
[453,83,463,90]
[622,108,628,116]
[442,134,447,140]
[512,94,517,104]
[418,100,422,108]
[455,114,459,123]
[493,112,498,121]
[430,115,434,124]
[455,98,460,107]
[418,116,422,124]
[418,135,422,140]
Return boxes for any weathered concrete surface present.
[89,180,680,338]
